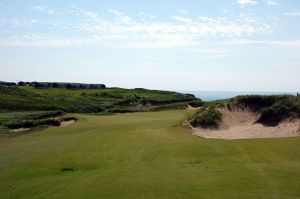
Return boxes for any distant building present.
[18,81,31,86]
[1,81,106,89]
[32,82,106,89]
[0,81,17,87]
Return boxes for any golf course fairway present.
[0,110,299,199]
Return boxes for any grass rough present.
[0,86,197,113]
[190,106,222,128]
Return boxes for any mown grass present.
[0,110,299,199]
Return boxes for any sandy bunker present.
[192,108,300,140]
[59,120,76,127]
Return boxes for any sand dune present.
[192,108,300,140]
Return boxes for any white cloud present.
[0,8,273,48]
[108,9,132,24]
[222,39,300,47]
[138,11,157,19]
[31,5,57,15]
[0,34,88,47]
[0,18,40,27]
[284,12,300,16]
[108,9,123,17]
[237,0,258,5]
[85,11,98,19]
[266,0,279,6]
[171,16,192,23]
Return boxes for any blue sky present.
[0,0,300,91]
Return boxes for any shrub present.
[188,99,204,108]
[231,95,290,111]
[257,97,300,125]
[59,117,78,122]
[190,106,222,128]
[4,119,60,129]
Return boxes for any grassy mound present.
[190,106,222,128]
[230,95,300,126]
[191,95,300,128]
[4,118,61,129]
[0,86,198,113]
[0,86,201,136]
[0,110,80,136]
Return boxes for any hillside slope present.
[0,86,202,136]
[0,86,200,113]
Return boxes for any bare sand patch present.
[60,120,76,127]
[186,105,199,110]
[192,109,300,140]
[10,128,30,133]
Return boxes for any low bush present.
[257,97,300,125]
[190,106,222,128]
[149,102,189,111]
[230,95,292,111]
[59,117,78,122]
[188,99,204,108]
[4,119,60,129]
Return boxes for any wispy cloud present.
[171,16,192,23]
[237,0,258,6]
[222,39,300,47]
[266,0,279,6]
[108,9,123,17]
[31,5,57,15]
[284,12,300,16]
[0,8,273,48]
[138,12,157,19]
[0,34,88,47]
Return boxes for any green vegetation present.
[0,111,64,136]
[0,86,197,113]
[0,86,200,135]
[230,95,300,125]
[3,118,60,129]
[191,95,300,127]
[190,106,222,128]
[0,110,299,199]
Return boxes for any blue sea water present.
[178,91,296,101]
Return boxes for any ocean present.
[178,91,296,101]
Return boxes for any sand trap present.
[192,109,300,140]
[187,105,199,110]
[10,128,30,133]
[60,120,76,127]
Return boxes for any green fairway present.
[0,110,299,199]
